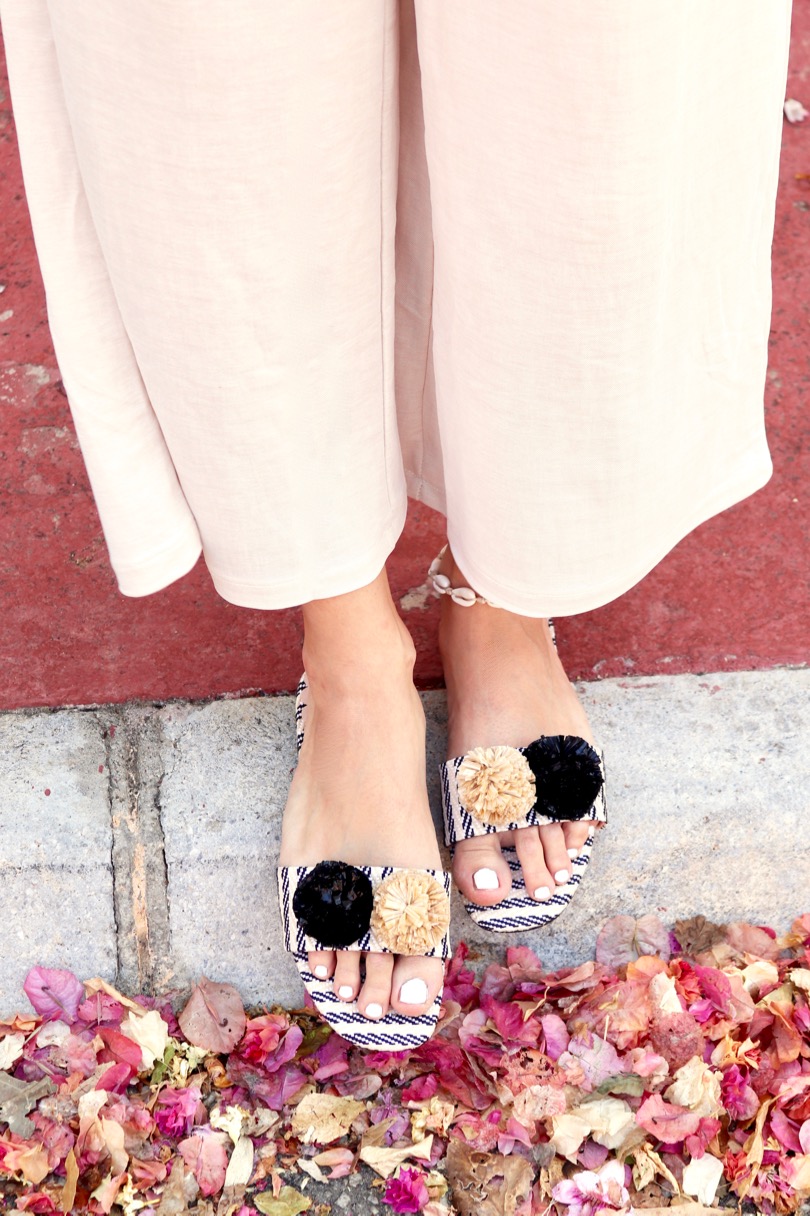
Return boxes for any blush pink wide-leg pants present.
[1,1,792,614]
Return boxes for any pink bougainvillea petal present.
[22,968,84,1023]
[178,1129,229,1196]
[636,1093,702,1143]
[596,914,670,969]
[383,1166,430,1212]
[178,976,247,1054]
[94,1063,134,1093]
[540,1013,570,1061]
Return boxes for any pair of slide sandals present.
[278,675,606,1050]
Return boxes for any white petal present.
[683,1153,724,1205]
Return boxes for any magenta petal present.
[770,1108,803,1152]
[264,1024,304,1074]
[383,1168,429,1213]
[579,1140,610,1170]
[551,1180,581,1203]
[23,966,85,1022]
[401,1074,438,1103]
[95,1062,135,1093]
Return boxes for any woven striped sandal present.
[277,677,452,1051]
[429,549,607,933]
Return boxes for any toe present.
[538,822,574,888]
[390,956,444,1016]
[307,950,335,982]
[332,951,362,1003]
[358,952,394,1020]
[513,827,556,902]
[562,820,591,857]
[453,835,512,905]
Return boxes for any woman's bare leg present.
[278,568,444,1020]
[438,549,594,905]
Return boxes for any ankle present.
[303,613,416,696]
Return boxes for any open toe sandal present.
[429,548,607,933]
[277,676,452,1051]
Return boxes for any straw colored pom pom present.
[456,745,536,827]
[370,871,450,955]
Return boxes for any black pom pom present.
[292,860,374,948]
[524,735,603,820]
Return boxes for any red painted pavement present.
[1,21,807,710]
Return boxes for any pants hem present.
[447,451,773,619]
[115,525,203,598]
[207,515,407,610]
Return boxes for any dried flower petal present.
[383,1166,430,1212]
[370,871,450,955]
[6,908,810,1214]
[552,1159,630,1216]
[456,745,536,826]
[292,860,374,947]
[525,734,603,819]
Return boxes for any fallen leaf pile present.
[1,913,809,1215]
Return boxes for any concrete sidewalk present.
[1,666,807,1018]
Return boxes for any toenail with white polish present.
[364,1003,383,1019]
[533,886,551,901]
[473,868,499,890]
[338,985,354,999]
[399,978,428,1005]
[314,965,328,979]
[567,848,579,860]
[554,869,570,885]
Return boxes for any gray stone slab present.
[157,668,809,1005]
[0,710,117,1016]
[157,698,296,1004]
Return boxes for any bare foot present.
[438,550,597,907]
[279,571,444,1021]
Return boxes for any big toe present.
[453,835,512,905]
[390,956,444,1017]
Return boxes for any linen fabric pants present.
[1,1,792,615]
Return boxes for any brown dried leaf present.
[446,1142,534,1216]
[253,1187,312,1216]
[290,1093,364,1145]
[216,1191,246,1216]
[178,976,246,1054]
[156,1161,191,1215]
[0,1072,55,1138]
[84,976,151,1013]
[673,916,726,959]
[359,1115,396,1149]
[537,1155,565,1200]
[60,1147,79,1213]
[741,1096,775,1198]
[359,1135,434,1179]
[629,1143,680,1196]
